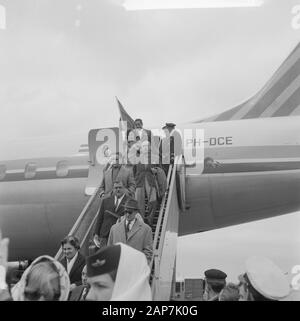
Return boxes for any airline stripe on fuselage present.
[0,161,300,182]
[1,143,299,182]
[202,161,300,174]
[205,145,300,160]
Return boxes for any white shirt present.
[67,251,78,275]
[114,194,126,211]
[125,217,136,231]
[136,128,149,142]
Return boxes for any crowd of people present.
[0,231,151,301]
[0,228,292,301]
[92,118,181,265]
[0,118,181,301]
[97,118,181,225]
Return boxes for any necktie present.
[81,287,88,301]
[112,166,120,183]
[125,221,130,236]
[115,196,121,211]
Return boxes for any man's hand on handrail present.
[104,210,120,219]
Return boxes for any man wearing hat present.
[203,269,227,301]
[160,123,183,173]
[107,198,153,264]
[238,256,290,301]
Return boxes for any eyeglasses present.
[124,209,134,214]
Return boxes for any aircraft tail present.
[197,42,300,123]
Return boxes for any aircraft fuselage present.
[0,116,299,260]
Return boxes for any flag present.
[116,97,135,130]
[116,97,135,159]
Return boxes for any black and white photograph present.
[0,0,299,304]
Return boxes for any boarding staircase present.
[149,157,181,300]
[54,156,183,301]
[54,185,103,261]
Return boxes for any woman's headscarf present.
[111,243,152,301]
[11,255,70,301]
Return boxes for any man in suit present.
[93,180,129,249]
[128,118,152,145]
[133,141,159,222]
[107,198,153,264]
[59,235,86,291]
[99,152,135,198]
[69,265,90,301]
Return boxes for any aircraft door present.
[176,155,186,211]
[85,127,120,195]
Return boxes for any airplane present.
[0,41,299,262]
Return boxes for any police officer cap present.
[245,256,290,300]
[165,123,176,128]
[86,245,121,278]
[204,269,227,280]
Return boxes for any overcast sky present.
[0,0,299,297]
[1,0,299,137]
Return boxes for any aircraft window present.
[25,162,37,179]
[56,160,69,177]
[0,164,6,180]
